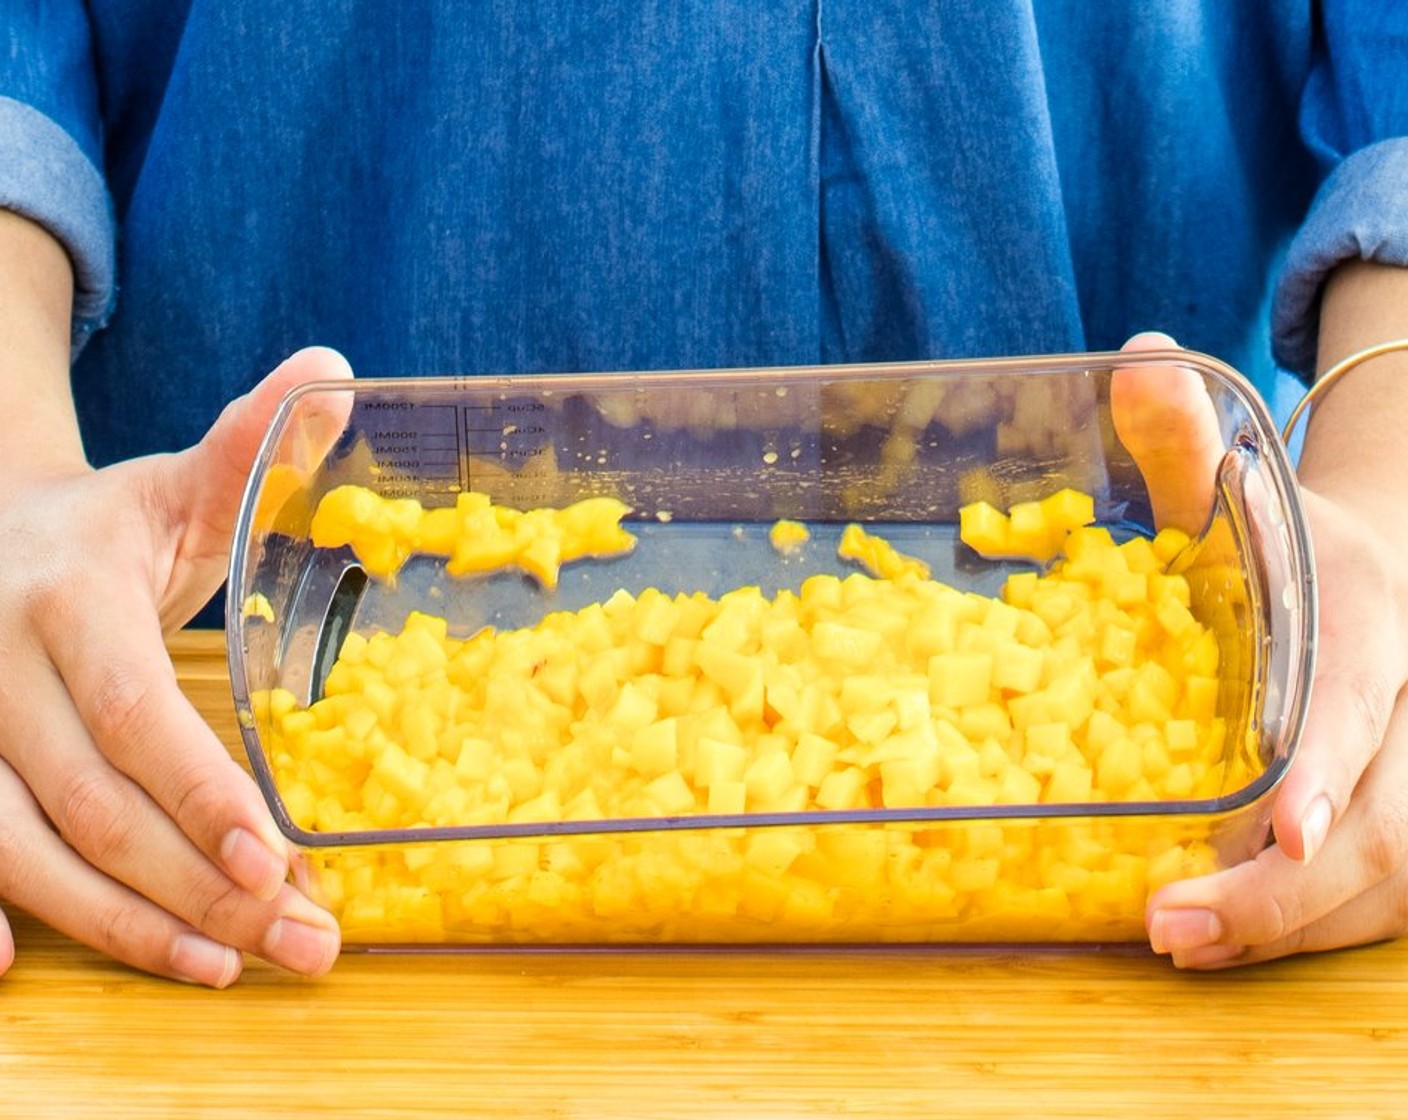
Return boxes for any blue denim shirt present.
[2,2,1407,469]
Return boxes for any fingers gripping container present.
[228,351,1315,949]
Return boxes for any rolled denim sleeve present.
[0,5,114,349]
[1272,4,1408,375]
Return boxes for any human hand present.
[1144,482,1408,967]
[1113,333,1408,967]
[0,347,352,986]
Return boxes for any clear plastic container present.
[227,350,1315,947]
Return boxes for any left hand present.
[1144,484,1408,967]
[1114,313,1408,968]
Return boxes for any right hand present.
[0,347,350,986]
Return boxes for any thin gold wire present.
[1281,338,1408,447]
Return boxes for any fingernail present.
[262,918,341,976]
[277,885,340,931]
[220,827,287,901]
[1148,907,1223,954]
[170,933,243,988]
[1300,795,1333,864]
[255,814,295,863]
[287,848,314,895]
[1172,943,1244,970]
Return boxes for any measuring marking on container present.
[348,399,464,495]
[463,401,551,451]
[461,398,555,507]
[345,392,562,504]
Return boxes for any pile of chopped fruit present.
[255,485,1249,943]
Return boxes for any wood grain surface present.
[0,631,1403,1120]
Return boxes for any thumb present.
[155,347,355,621]
[198,346,355,503]
[0,905,13,979]
[1110,332,1224,535]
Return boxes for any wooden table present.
[2,631,1404,1119]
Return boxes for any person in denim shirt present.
[0,2,1405,985]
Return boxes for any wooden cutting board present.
[0,631,1403,1119]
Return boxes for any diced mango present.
[837,523,931,580]
[309,485,636,586]
[769,519,811,554]
[264,485,1253,947]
